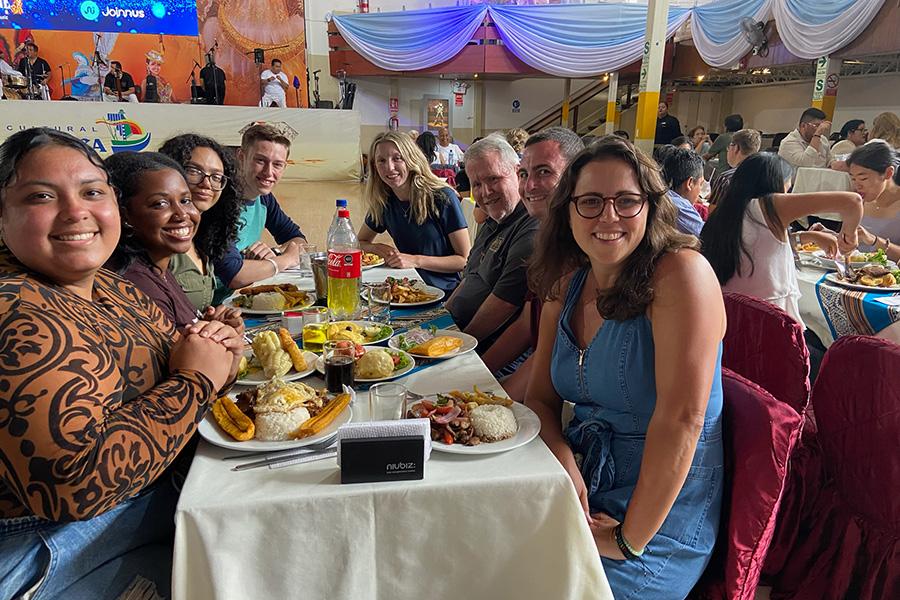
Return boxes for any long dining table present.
[172,266,613,600]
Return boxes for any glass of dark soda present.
[323,340,355,394]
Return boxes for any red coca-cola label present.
[327,250,361,279]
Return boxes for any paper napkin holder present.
[337,419,431,484]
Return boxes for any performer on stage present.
[200,51,227,105]
[103,61,139,103]
[15,42,51,100]
[0,58,23,100]
[259,59,289,108]
[141,50,175,104]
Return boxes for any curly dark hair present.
[105,151,187,273]
[529,137,698,321]
[157,134,242,262]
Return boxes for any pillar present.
[561,78,572,128]
[812,56,841,122]
[605,72,620,134]
[633,0,670,154]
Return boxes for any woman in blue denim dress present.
[526,137,726,599]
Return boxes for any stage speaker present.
[253,48,265,64]
[315,100,333,109]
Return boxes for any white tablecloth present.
[174,267,612,600]
[792,167,853,222]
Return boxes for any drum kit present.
[2,74,50,100]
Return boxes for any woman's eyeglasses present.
[184,166,228,191]
[570,193,646,219]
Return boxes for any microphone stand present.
[206,42,220,105]
[187,61,200,103]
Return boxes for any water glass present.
[302,306,328,325]
[323,340,355,394]
[366,282,392,323]
[299,243,317,274]
[368,382,408,421]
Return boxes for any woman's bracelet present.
[614,524,644,559]
[264,258,279,276]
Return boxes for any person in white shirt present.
[259,58,289,108]
[435,127,464,167]
[778,107,834,169]
[0,58,23,100]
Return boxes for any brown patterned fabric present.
[0,248,214,521]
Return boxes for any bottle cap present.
[336,199,348,207]
[337,209,350,218]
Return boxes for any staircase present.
[520,79,639,136]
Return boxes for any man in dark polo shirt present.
[446,135,538,348]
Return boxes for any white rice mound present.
[470,404,517,442]
[255,407,311,441]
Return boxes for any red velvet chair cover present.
[721,292,810,415]
[720,293,818,580]
[772,336,900,600]
[430,168,457,189]
[691,369,803,600]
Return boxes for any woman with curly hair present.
[526,137,725,597]
[158,134,242,310]
[505,127,529,157]
[359,131,470,293]
[870,112,900,150]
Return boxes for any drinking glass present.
[299,243,317,274]
[366,282,392,323]
[368,382,408,421]
[323,340,355,394]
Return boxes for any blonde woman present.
[871,112,900,149]
[358,131,471,293]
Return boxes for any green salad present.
[363,324,393,342]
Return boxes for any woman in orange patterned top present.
[0,129,241,599]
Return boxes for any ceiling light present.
[696,74,705,82]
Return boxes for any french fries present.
[448,386,513,407]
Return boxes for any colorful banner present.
[0,0,199,36]
[0,0,307,107]
[0,100,360,181]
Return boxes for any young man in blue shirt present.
[214,124,307,297]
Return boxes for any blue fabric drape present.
[693,0,769,45]
[489,4,691,77]
[331,6,487,71]
[330,1,886,74]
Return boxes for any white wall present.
[482,78,595,131]
[729,74,900,135]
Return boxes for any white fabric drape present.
[772,0,886,59]
[691,0,774,68]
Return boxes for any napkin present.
[336,418,432,466]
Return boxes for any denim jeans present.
[0,475,178,600]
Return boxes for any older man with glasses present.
[446,135,539,350]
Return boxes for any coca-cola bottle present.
[326,207,361,319]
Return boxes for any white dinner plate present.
[198,398,352,452]
[387,329,478,359]
[236,350,318,386]
[222,293,315,315]
[362,258,385,270]
[314,349,416,383]
[824,272,900,292]
[812,250,896,270]
[326,320,394,346]
[426,401,541,455]
[363,283,445,307]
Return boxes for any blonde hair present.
[505,128,529,154]
[365,131,452,227]
[871,112,900,149]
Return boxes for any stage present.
[0,100,361,182]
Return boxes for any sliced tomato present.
[442,429,455,445]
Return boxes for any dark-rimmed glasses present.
[184,165,228,191]
[570,193,646,219]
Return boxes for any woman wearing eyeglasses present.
[158,134,243,311]
[526,137,725,597]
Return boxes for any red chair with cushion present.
[720,292,818,579]
[430,168,457,189]
[691,368,803,600]
[772,336,900,600]
[721,292,810,415]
